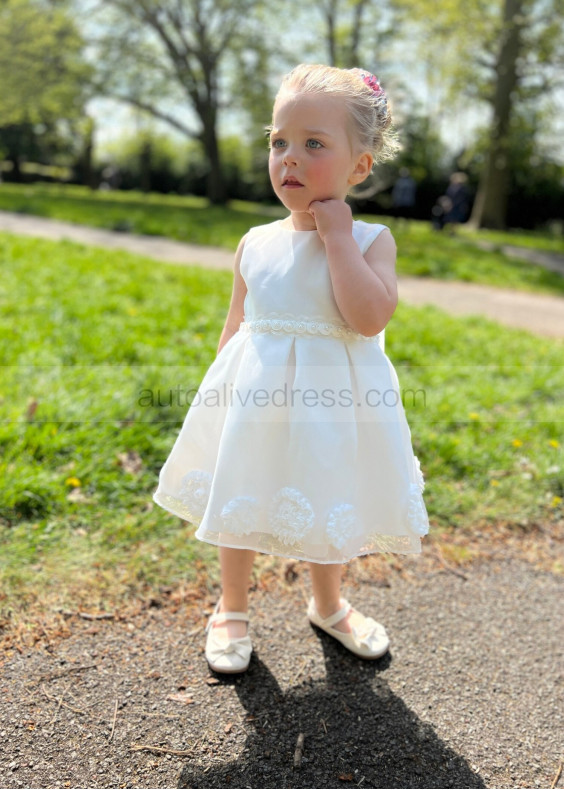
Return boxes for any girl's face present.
[268,92,369,228]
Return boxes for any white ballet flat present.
[307,597,390,659]
[204,599,252,674]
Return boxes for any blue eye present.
[306,139,323,149]
[270,138,286,149]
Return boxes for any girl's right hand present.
[309,199,353,243]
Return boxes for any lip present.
[282,176,303,188]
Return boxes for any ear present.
[348,151,373,185]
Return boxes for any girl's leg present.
[212,546,255,639]
[308,562,365,633]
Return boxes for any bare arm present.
[217,233,248,355]
[324,228,398,336]
[308,199,398,337]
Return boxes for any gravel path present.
[1,210,563,339]
[1,552,562,789]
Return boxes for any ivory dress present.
[153,219,429,563]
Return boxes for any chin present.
[277,195,311,213]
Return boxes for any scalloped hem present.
[153,490,423,563]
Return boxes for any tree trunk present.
[348,0,369,67]
[324,0,338,66]
[201,121,227,205]
[9,153,22,182]
[140,139,152,193]
[79,116,95,189]
[470,0,526,229]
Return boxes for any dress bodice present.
[240,219,389,331]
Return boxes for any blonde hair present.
[272,63,400,164]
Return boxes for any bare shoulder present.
[364,227,397,264]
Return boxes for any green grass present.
[0,232,563,620]
[459,225,564,255]
[385,219,564,296]
[1,182,564,296]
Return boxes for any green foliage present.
[0,0,92,126]
[394,113,449,183]
[102,131,188,178]
[394,0,564,108]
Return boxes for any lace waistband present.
[239,318,379,342]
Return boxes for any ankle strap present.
[208,611,249,624]
[205,610,250,633]
[319,599,351,629]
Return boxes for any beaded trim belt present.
[239,318,379,342]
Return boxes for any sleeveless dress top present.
[153,219,429,563]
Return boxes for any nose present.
[282,145,298,166]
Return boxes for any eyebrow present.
[269,128,332,137]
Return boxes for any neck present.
[286,210,317,231]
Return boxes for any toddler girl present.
[153,63,429,673]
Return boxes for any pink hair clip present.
[348,67,383,93]
[360,71,384,95]
[349,67,388,115]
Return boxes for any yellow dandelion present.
[551,496,562,507]
[548,439,560,449]
[65,476,81,487]
[512,439,523,448]
[127,307,138,316]
[490,480,500,487]
[469,412,480,421]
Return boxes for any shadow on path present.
[179,635,484,789]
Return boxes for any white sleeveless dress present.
[153,219,429,563]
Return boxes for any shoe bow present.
[206,635,252,664]
[352,617,388,650]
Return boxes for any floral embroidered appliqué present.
[326,503,358,550]
[178,470,212,522]
[268,487,315,546]
[220,496,260,535]
[407,483,429,536]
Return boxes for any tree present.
[0,0,92,179]
[393,0,564,228]
[312,0,394,69]
[0,0,91,125]
[470,0,530,228]
[90,0,262,205]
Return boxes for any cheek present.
[307,158,334,187]
[268,152,281,172]
[268,155,278,184]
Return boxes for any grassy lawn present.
[458,224,564,255]
[1,233,563,629]
[1,182,563,297]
